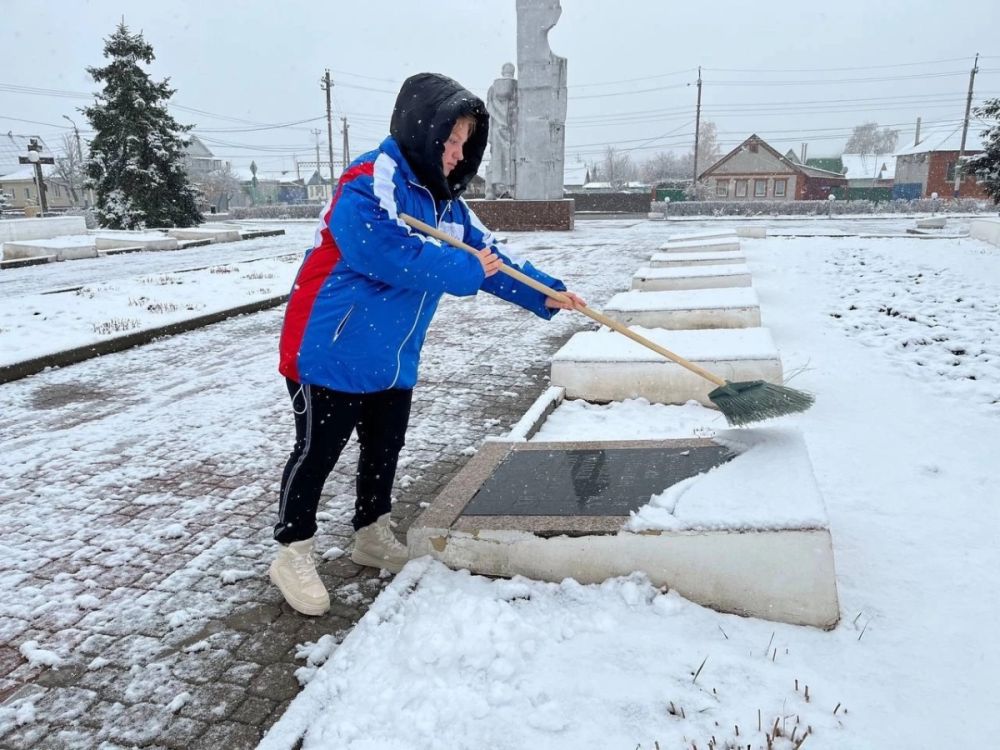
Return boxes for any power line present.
[704,56,980,73]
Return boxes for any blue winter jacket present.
[278,135,567,393]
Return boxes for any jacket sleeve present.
[462,203,567,320]
[329,165,485,297]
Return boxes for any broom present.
[399,213,814,426]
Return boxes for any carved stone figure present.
[486,63,517,199]
[514,0,568,201]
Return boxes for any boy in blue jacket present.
[271,72,584,615]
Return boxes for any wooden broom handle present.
[398,213,728,388]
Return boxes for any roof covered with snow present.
[841,153,896,181]
[0,133,56,178]
[895,126,986,156]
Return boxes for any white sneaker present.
[351,514,409,573]
[269,538,330,616]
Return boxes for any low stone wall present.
[565,192,651,213]
[650,197,989,217]
[465,199,574,231]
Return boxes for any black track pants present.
[274,378,413,543]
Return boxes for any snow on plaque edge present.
[625,426,829,533]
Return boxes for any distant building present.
[182,135,222,182]
[0,133,73,210]
[700,134,846,201]
[840,153,896,189]
[893,127,987,199]
[305,170,331,202]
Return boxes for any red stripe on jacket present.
[278,162,375,382]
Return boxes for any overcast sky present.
[2,0,998,177]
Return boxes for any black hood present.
[389,73,489,201]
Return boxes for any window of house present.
[946,161,957,181]
[716,179,729,197]
[754,179,767,197]
[735,180,748,197]
[774,179,787,197]
[25,188,32,199]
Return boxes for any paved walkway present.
[0,220,658,748]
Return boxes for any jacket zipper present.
[390,292,426,388]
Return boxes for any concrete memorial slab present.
[665,229,738,243]
[0,216,87,243]
[970,217,1000,248]
[649,250,745,267]
[408,423,840,628]
[550,326,782,405]
[2,234,98,261]
[164,225,242,243]
[659,237,741,253]
[632,264,752,291]
[93,231,179,252]
[603,288,761,330]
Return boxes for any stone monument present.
[469,0,573,230]
[486,63,517,199]
[514,0,567,201]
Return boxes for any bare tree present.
[199,163,242,212]
[691,121,720,179]
[641,151,687,183]
[53,132,84,205]
[844,122,899,154]
[595,146,637,188]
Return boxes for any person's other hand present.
[476,247,503,277]
[545,290,586,310]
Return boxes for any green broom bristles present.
[708,380,815,427]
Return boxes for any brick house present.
[700,134,846,201]
[893,127,987,199]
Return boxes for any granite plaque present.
[462,445,735,516]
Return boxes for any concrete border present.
[408,439,840,628]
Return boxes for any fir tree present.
[965,98,1000,205]
[83,22,202,229]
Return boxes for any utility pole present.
[692,66,702,189]
[953,52,979,198]
[323,69,336,195]
[341,117,350,171]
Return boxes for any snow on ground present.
[0,254,303,365]
[261,223,1000,749]
[2,217,999,748]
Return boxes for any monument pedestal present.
[466,198,574,232]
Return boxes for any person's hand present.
[476,247,503,277]
[545,290,587,310]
